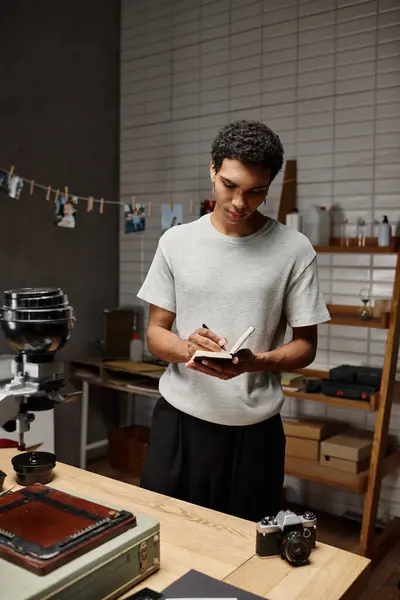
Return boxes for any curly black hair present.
[211,120,284,182]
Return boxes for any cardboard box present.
[373,297,391,318]
[286,436,319,461]
[282,418,339,441]
[320,429,373,462]
[320,453,370,474]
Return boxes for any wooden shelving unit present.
[279,231,400,564]
[314,236,399,254]
[326,304,390,329]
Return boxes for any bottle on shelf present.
[340,218,349,247]
[357,218,366,247]
[303,206,330,245]
[285,208,302,232]
[378,215,392,247]
[129,316,144,362]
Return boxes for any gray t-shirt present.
[137,214,330,426]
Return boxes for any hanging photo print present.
[0,170,9,193]
[8,175,24,199]
[124,202,146,233]
[200,199,216,217]
[55,193,78,228]
[161,203,183,234]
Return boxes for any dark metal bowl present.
[0,287,75,362]
[12,451,56,485]
[0,469,6,491]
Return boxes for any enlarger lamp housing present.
[0,287,75,362]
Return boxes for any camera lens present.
[280,531,310,566]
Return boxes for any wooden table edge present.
[340,560,371,600]
[222,547,371,600]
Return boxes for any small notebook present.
[192,326,255,363]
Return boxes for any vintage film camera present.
[256,510,317,566]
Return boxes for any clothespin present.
[131,195,136,208]
[189,199,193,215]
[46,186,51,201]
[147,201,152,217]
[65,185,69,200]
[55,189,60,203]
[169,198,173,211]
[30,180,35,195]
[99,198,104,214]
[9,166,15,179]
[87,196,94,212]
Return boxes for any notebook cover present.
[0,483,136,575]
[162,569,268,600]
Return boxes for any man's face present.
[211,159,271,224]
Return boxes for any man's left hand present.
[185,349,256,380]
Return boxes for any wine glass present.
[359,287,372,320]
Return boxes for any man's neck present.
[210,207,269,237]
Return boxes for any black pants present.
[140,397,286,522]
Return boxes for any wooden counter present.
[0,449,370,600]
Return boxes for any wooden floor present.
[88,457,400,600]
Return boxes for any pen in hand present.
[202,323,227,351]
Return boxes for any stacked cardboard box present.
[282,418,339,461]
[320,429,374,474]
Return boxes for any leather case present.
[321,380,376,401]
[328,365,382,389]
[0,483,137,575]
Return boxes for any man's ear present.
[209,162,216,184]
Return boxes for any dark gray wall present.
[0,0,120,464]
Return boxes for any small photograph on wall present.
[8,175,24,199]
[55,194,78,229]
[124,203,146,233]
[161,203,183,234]
[0,170,9,193]
[200,199,216,217]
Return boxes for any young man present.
[137,120,330,522]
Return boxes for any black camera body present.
[256,510,317,566]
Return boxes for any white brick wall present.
[120,0,400,521]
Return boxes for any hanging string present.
[1,147,399,209]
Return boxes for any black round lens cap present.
[11,451,56,473]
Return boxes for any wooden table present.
[0,449,370,600]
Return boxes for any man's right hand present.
[186,328,227,361]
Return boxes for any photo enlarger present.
[0,288,160,599]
